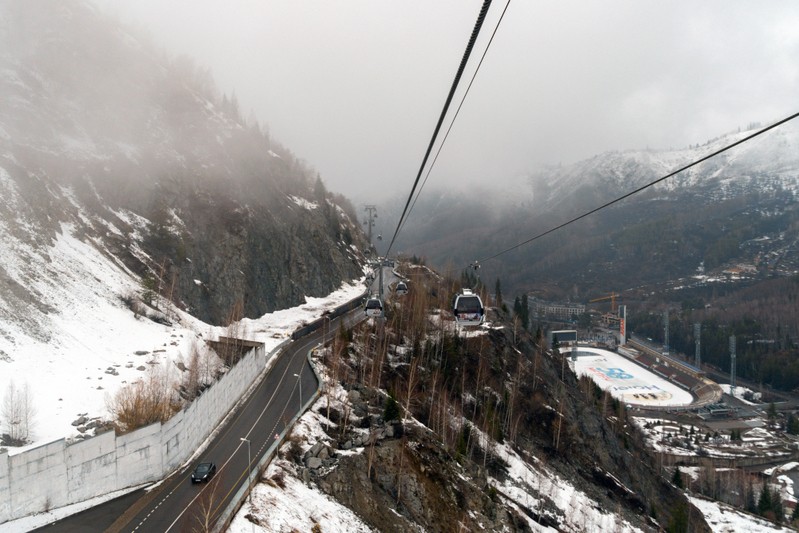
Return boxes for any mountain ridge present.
[389,120,799,302]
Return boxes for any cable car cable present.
[472,110,799,267]
[399,0,513,237]
[386,0,493,257]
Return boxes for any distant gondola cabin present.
[395,281,409,296]
[452,289,484,326]
[364,297,384,318]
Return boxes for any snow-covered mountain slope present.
[532,120,799,208]
[0,153,368,447]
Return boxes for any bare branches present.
[192,473,223,533]
[106,364,181,433]
[1,380,36,445]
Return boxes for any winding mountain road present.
[34,266,401,533]
[36,302,364,533]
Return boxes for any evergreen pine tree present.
[672,466,684,489]
[746,480,757,514]
[383,394,400,422]
[787,413,799,435]
[494,278,503,309]
[758,483,773,516]
[520,293,529,330]
[768,402,778,427]
[774,489,784,524]
[313,175,328,205]
[667,500,689,533]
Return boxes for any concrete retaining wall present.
[0,341,273,525]
[0,451,8,522]
[115,421,162,488]
[7,439,67,518]
[65,431,117,505]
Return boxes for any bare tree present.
[107,364,181,432]
[395,357,421,505]
[1,380,36,445]
[326,330,344,424]
[531,342,541,393]
[192,473,223,533]
[183,340,201,401]
[553,382,565,451]
[366,431,378,482]
[197,340,222,385]
[506,348,526,443]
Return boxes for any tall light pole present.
[240,437,252,504]
[293,372,303,414]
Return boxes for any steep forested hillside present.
[291,264,711,531]
[630,275,799,391]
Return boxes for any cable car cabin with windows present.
[364,297,384,318]
[395,281,408,296]
[452,289,484,326]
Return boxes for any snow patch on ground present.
[228,460,375,533]
[288,195,318,210]
[689,496,781,532]
[484,431,644,532]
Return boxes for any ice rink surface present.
[567,346,694,407]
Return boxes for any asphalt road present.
[35,303,365,533]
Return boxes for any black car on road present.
[191,462,216,483]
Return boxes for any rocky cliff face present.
[0,0,367,326]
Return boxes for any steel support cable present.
[473,110,799,266]
[399,0,513,237]
[385,0,493,257]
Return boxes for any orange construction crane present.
[589,292,620,313]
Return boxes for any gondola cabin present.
[364,297,384,318]
[452,289,484,326]
[395,281,409,296]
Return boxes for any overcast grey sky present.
[94,1,799,202]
